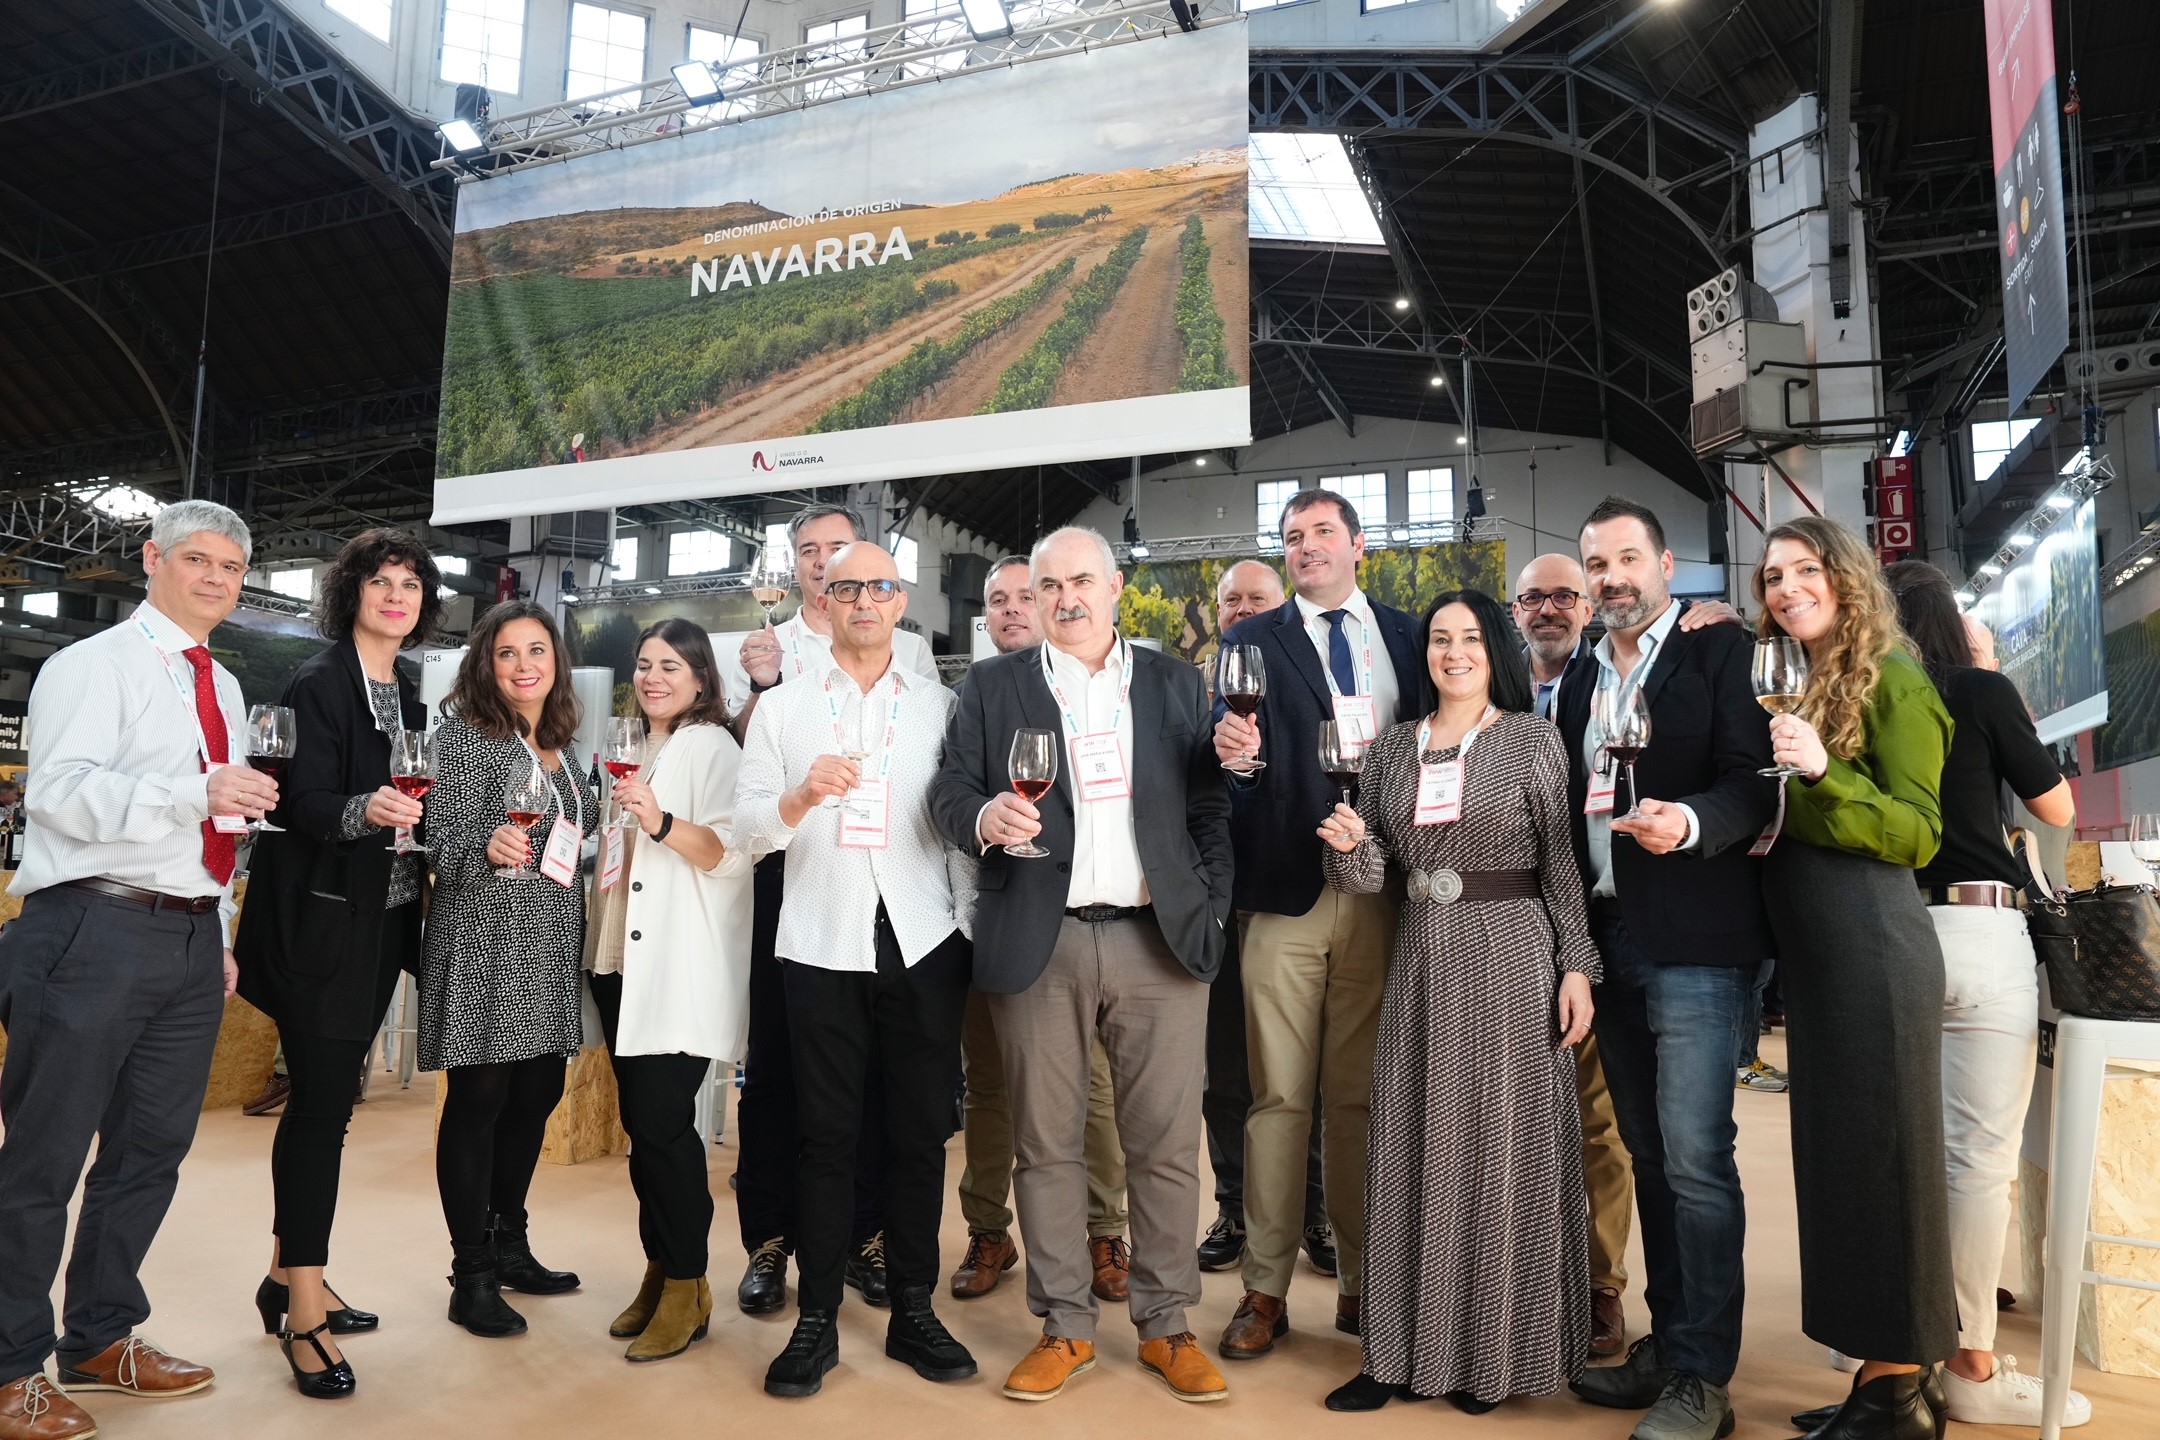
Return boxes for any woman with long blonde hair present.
[1753,517,1956,1440]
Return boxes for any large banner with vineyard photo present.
[431,26,1250,524]
[1971,495,2106,744]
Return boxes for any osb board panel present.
[2067,841,2103,891]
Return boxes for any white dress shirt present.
[11,601,247,931]
[720,613,938,714]
[1293,586,1403,728]
[734,654,972,971]
[1045,639,1149,908]
[1581,598,1701,896]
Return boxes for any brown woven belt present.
[1404,868,1541,905]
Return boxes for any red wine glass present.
[1004,728,1058,858]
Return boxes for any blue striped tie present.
[1322,610,1359,696]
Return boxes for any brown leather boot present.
[1217,1290,1286,1359]
[56,1337,212,1397]
[950,1231,1018,1300]
[1088,1236,1130,1302]
[1335,1293,1361,1335]
[0,1376,95,1440]
[609,1262,666,1339]
[625,1277,712,1363]
[1139,1333,1228,1403]
[1591,1286,1625,1357]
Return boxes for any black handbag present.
[2031,882,2160,1022]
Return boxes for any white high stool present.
[2040,1012,2160,1440]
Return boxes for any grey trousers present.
[0,886,226,1383]
[990,911,1208,1342]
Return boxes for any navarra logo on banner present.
[752,449,824,474]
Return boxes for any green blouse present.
[1782,648,1952,868]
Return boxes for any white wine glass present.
[752,544,794,624]
[1752,637,1811,779]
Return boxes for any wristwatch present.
[647,812,675,843]
[748,675,779,694]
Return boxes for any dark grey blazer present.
[931,642,1234,995]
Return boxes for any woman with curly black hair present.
[234,528,442,1398]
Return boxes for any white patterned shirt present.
[10,601,246,932]
[735,653,972,971]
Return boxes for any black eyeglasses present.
[1514,590,1581,612]
[826,578,902,604]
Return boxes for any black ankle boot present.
[1793,1367,1947,1434]
[448,1242,528,1337]
[488,1211,579,1294]
[765,1309,840,1398]
[885,1284,976,1382]
[1793,1369,1936,1440]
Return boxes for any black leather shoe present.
[885,1284,977,1382]
[1448,1391,1501,1415]
[1197,1214,1246,1273]
[1789,1369,1937,1440]
[488,1211,579,1294]
[1303,1223,1339,1277]
[1791,1368,1946,1436]
[446,1242,527,1337]
[255,1276,379,1335]
[1326,1373,1409,1412]
[765,1309,840,1398]
[278,1321,356,1400]
[739,1238,790,1315]
[1571,1334,1670,1409]
[845,1231,890,1307]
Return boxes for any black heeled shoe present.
[255,1276,380,1335]
[1792,1366,1947,1435]
[1446,1391,1501,1415]
[1790,1368,1936,1440]
[279,1321,356,1400]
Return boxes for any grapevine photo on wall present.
[431,25,1251,524]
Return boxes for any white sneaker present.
[1829,1350,1861,1372]
[1942,1355,2092,1428]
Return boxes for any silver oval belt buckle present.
[1408,869,1462,903]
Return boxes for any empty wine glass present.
[388,729,435,855]
[1752,637,1812,779]
[1005,729,1058,858]
[1217,644,1267,773]
[1595,683,1652,822]
[1318,719,1364,806]
[2130,814,2160,884]
[244,704,296,833]
[499,765,551,880]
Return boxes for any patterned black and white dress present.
[1323,710,1601,1404]
[419,715,599,1071]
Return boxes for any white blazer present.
[592,722,755,1060]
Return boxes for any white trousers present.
[1928,902,2040,1353]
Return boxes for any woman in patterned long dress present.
[422,601,599,1338]
[1315,588,1600,1415]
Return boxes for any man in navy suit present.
[1209,489,1430,1357]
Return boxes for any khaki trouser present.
[958,988,1127,1238]
[1577,1030,1634,1294]
[1240,887,1396,1299]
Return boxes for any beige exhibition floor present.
[19,1035,2157,1440]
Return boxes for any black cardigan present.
[234,641,426,1041]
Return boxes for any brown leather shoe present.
[1088,1236,1130,1303]
[1139,1333,1228,1402]
[0,1375,95,1440]
[1002,1336,1095,1402]
[242,1074,290,1117]
[55,1337,213,1397]
[1335,1293,1361,1335]
[1590,1286,1625,1357]
[1217,1290,1287,1359]
[950,1231,1019,1300]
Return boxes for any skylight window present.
[1971,418,2041,486]
[1249,133,1385,246]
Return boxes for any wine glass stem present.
[1626,762,1639,815]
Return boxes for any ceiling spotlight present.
[671,60,724,106]
[1129,542,1152,560]
[1389,526,1410,542]
[1429,374,1445,387]
[1456,435,1468,446]
[2045,492,2075,510]
[1978,562,2003,576]
[1394,297,1410,311]
[959,0,1014,40]
[1195,455,1208,467]
[1954,590,1977,607]
[2009,531,2036,547]
[561,591,580,606]
[643,585,662,595]
[438,117,488,155]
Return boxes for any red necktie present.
[183,645,236,885]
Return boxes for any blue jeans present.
[1590,909,1753,1385]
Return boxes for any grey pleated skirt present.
[1762,837,1958,1364]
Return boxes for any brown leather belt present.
[63,877,221,914]
[1405,868,1541,905]
[1923,881,2015,908]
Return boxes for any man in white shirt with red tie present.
[0,500,278,1440]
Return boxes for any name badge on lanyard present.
[137,617,248,834]
[1332,695,1379,746]
[599,825,626,891]
[827,670,903,848]
[1043,641,1134,805]
[1413,709,1494,826]
[521,741,585,888]
[1585,762,1617,816]
[1747,784,1787,857]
